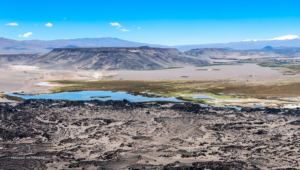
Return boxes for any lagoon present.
[6,91,187,103]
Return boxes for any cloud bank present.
[6,22,18,26]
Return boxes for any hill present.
[184,47,300,60]
[31,47,209,70]
[0,54,42,63]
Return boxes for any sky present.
[2,0,300,46]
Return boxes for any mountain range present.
[3,37,300,54]
[27,47,209,70]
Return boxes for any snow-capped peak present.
[243,35,299,42]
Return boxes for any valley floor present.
[2,63,300,108]
[1,64,300,169]
[1,63,299,94]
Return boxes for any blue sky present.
[1,0,300,45]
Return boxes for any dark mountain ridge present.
[31,47,209,70]
[0,53,42,63]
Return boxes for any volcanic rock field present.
[0,100,300,169]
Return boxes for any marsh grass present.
[48,80,300,100]
[245,60,300,73]
[285,65,300,73]
[4,95,25,101]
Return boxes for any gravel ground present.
[0,100,300,169]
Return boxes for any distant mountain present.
[262,46,274,50]
[175,38,300,51]
[3,37,300,54]
[30,47,209,70]
[0,37,166,54]
[64,45,80,48]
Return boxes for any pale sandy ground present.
[1,64,299,94]
[108,63,299,82]
[1,63,300,107]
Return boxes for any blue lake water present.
[191,95,212,99]
[6,91,187,103]
[5,91,245,110]
[247,105,267,108]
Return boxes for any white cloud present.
[18,34,22,37]
[272,35,299,40]
[110,22,121,27]
[23,32,33,38]
[243,35,299,41]
[137,27,140,29]
[6,22,18,26]
[120,29,130,31]
[45,23,53,27]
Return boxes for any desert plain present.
[1,62,300,169]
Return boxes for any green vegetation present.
[257,61,288,67]
[256,61,300,73]
[90,96,111,98]
[237,60,258,64]
[196,63,241,67]
[141,67,183,71]
[48,79,300,101]
[285,65,300,73]
[3,95,25,101]
[236,59,300,73]
[164,67,183,69]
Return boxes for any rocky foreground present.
[0,100,300,170]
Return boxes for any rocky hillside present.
[185,47,300,60]
[32,47,209,70]
[184,48,284,59]
[0,54,42,62]
[184,48,236,59]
